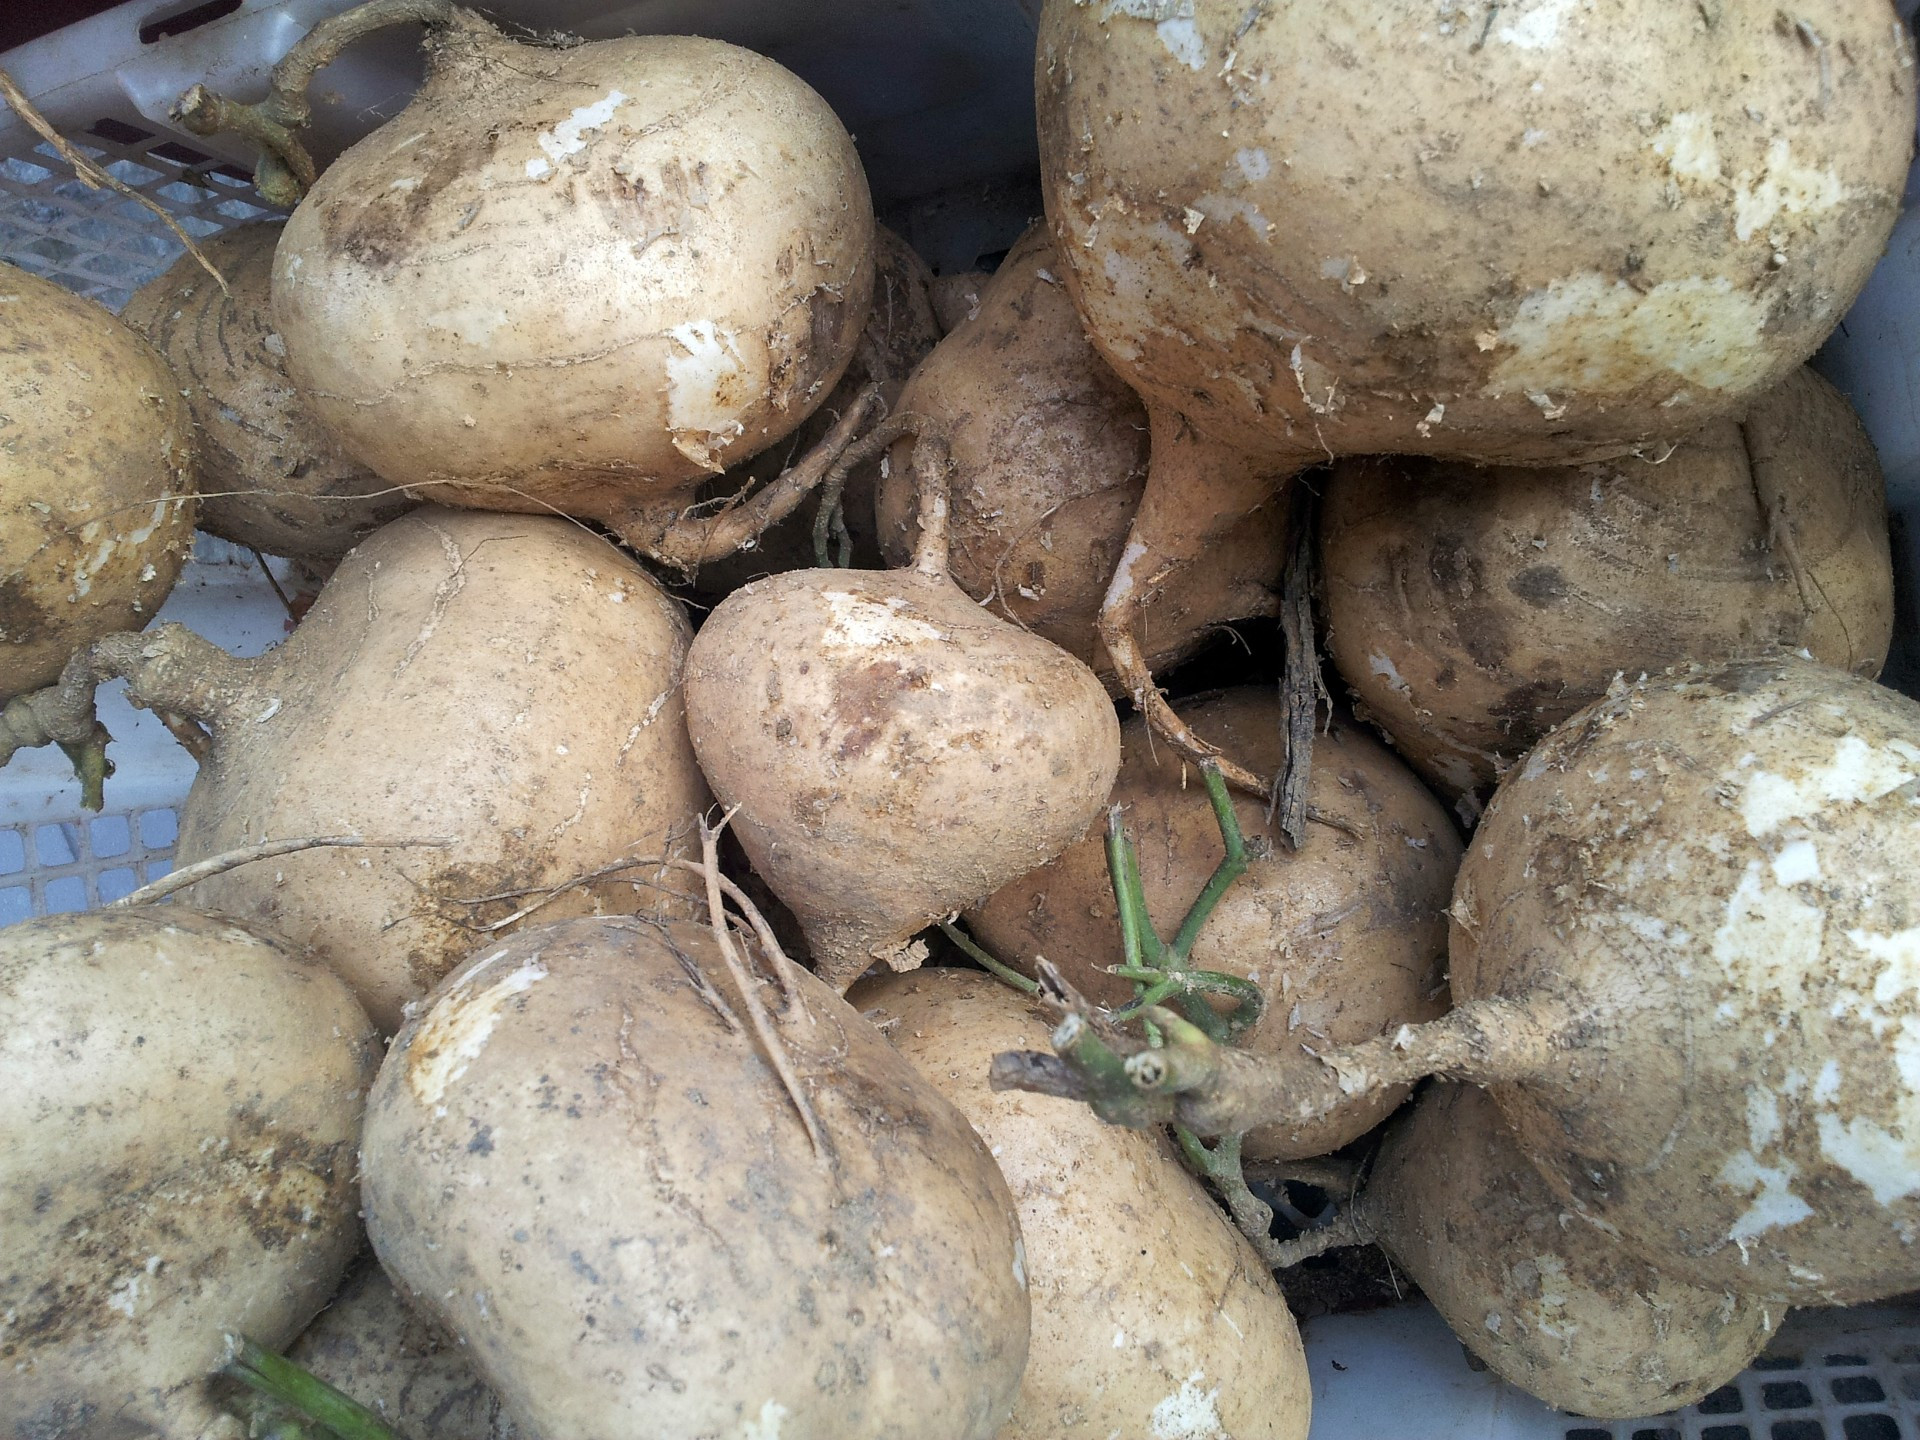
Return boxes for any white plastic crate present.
[6,6,1920,1439]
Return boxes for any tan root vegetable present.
[6,507,709,1032]
[1035,0,1916,790]
[996,658,1920,1305]
[685,432,1121,991]
[288,1258,516,1439]
[0,264,196,701]
[970,689,1457,1159]
[876,226,1285,684]
[1323,367,1895,804]
[122,223,415,561]
[852,966,1311,1440]
[1,907,376,1440]
[363,915,1030,1440]
[181,0,877,571]
[928,271,988,333]
[688,223,942,595]
[1278,1085,1781,1418]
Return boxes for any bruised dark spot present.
[828,659,931,760]
[466,1124,494,1155]
[1507,564,1567,609]
[0,574,52,646]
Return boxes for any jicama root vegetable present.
[287,1258,515,1440]
[1276,1085,1781,1418]
[122,223,415,561]
[688,224,942,595]
[1,907,376,1440]
[875,226,1286,683]
[685,428,1120,990]
[968,689,1458,1159]
[995,657,1920,1304]
[1324,368,1895,804]
[0,507,709,1031]
[1034,0,1916,791]
[928,271,987,333]
[0,264,197,701]
[180,0,876,571]
[853,966,1311,1440]
[362,914,1030,1440]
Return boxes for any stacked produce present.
[3,0,1920,1436]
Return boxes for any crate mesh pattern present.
[1,119,278,311]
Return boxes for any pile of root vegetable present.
[6,1,1920,1436]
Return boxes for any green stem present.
[939,920,1039,995]
[223,1337,399,1440]
[1104,806,1150,974]
[1167,761,1247,965]
[1174,1126,1287,1268]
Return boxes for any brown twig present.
[699,811,829,1162]
[0,66,230,295]
[1272,481,1329,848]
[110,834,454,907]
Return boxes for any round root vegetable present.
[122,223,415,561]
[688,224,942,595]
[996,657,1920,1304]
[969,688,1458,1159]
[288,1258,515,1440]
[1277,1085,1781,1419]
[685,431,1121,991]
[1,907,376,1440]
[875,226,1286,684]
[0,264,197,701]
[184,0,877,572]
[363,914,1030,1440]
[1323,367,1895,804]
[1034,0,1916,791]
[8,507,710,1032]
[852,966,1311,1440]
[928,271,987,333]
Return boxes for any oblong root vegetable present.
[42,506,709,1032]
[231,1,875,570]
[363,915,1030,1440]
[1,906,376,1440]
[1323,368,1895,802]
[122,223,415,561]
[288,1257,515,1440]
[1280,1085,1781,1418]
[0,265,197,700]
[1033,0,1915,789]
[999,658,1920,1304]
[970,689,1458,1159]
[853,966,1310,1440]
[685,432,1121,990]
[875,226,1285,682]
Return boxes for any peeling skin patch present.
[1483,272,1775,399]
[1149,1372,1226,1440]
[1232,147,1270,183]
[665,321,752,471]
[1012,1238,1027,1289]
[1719,1149,1814,1243]
[528,89,628,179]
[1652,111,1724,184]
[1368,652,1411,697]
[1711,861,1824,997]
[1495,0,1581,50]
[1815,926,1920,1202]
[818,591,948,651]
[407,954,548,1107]
[1772,839,1820,886]
[741,1399,789,1440]
[1731,139,1846,244]
[1155,16,1208,69]
[1740,736,1920,837]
